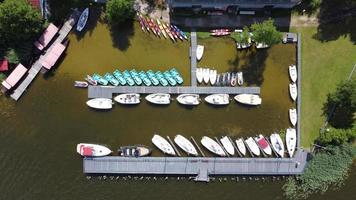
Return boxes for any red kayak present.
[210,31,230,36]
[210,29,230,33]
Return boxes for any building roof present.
[2,64,27,90]
[27,0,40,9]
[34,23,59,51]
[0,59,9,72]
[41,43,66,70]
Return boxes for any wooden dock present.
[190,32,197,86]
[88,85,260,98]
[83,149,308,182]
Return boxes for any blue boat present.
[113,69,127,85]
[104,73,119,86]
[169,68,184,85]
[155,71,169,86]
[146,70,160,86]
[122,70,135,86]
[92,73,108,85]
[173,25,188,40]
[163,71,177,86]
[129,69,142,85]
[139,71,152,86]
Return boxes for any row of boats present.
[137,13,188,42]
[86,93,262,109]
[75,68,184,88]
[196,68,244,86]
[288,64,298,101]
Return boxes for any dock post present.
[166,136,181,157]
[228,136,242,157]
[190,136,205,157]
[214,137,229,157]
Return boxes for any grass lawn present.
[291,27,356,147]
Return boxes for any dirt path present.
[290,15,319,27]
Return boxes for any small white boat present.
[152,134,176,156]
[286,128,297,158]
[256,42,269,49]
[204,94,229,105]
[76,8,89,32]
[86,98,113,110]
[230,73,237,86]
[270,133,285,157]
[85,75,97,86]
[74,81,88,88]
[234,94,262,105]
[289,64,297,83]
[196,68,203,83]
[203,68,210,84]
[209,69,217,85]
[235,138,246,156]
[237,72,243,86]
[289,83,298,101]
[114,93,140,105]
[196,45,204,61]
[236,42,252,49]
[145,93,170,105]
[174,134,198,156]
[245,137,260,156]
[76,143,112,157]
[177,94,200,105]
[201,136,226,156]
[289,108,297,126]
[220,136,235,155]
[254,134,272,156]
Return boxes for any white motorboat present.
[237,72,243,86]
[256,42,269,49]
[289,83,298,101]
[85,75,97,86]
[230,73,237,86]
[196,45,204,61]
[234,94,262,106]
[254,134,272,156]
[177,94,200,105]
[76,8,89,32]
[235,138,246,156]
[289,108,297,126]
[209,69,217,85]
[201,136,226,156]
[114,93,140,105]
[270,133,285,157]
[74,81,88,88]
[174,134,198,156]
[152,134,176,156]
[289,64,297,83]
[145,93,170,105]
[86,98,113,110]
[203,68,210,84]
[204,94,229,105]
[286,128,297,158]
[245,137,260,156]
[196,68,203,83]
[236,42,252,49]
[220,136,235,155]
[76,143,112,157]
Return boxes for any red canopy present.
[0,59,8,72]
[258,138,269,149]
[82,147,93,156]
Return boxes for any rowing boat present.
[145,93,170,105]
[114,93,140,105]
[289,108,297,126]
[201,136,226,156]
[204,94,229,105]
[289,83,297,101]
[174,134,198,156]
[152,134,176,156]
[220,136,235,155]
[234,94,262,105]
[286,128,297,158]
[270,133,285,157]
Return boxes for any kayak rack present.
[214,137,229,157]
[228,136,243,157]
[190,136,205,157]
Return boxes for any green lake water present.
[0,21,355,200]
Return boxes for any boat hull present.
[86,98,112,110]
[76,8,89,32]
[201,136,226,157]
[114,93,140,105]
[174,135,198,156]
[152,134,176,156]
[76,143,112,157]
[177,94,200,105]
[145,93,170,105]
[204,94,229,105]
[286,128,297,158]
[234,94,262,105]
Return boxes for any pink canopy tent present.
[0,59,8,72]
[34,23,59,51]
[41,43,67,70]
[1,64,27,90]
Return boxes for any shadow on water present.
[109,20,135,51]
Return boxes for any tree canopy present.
[106,0,134,26]
[231,27,250,44]
[250,19,281,45]
[319,126,356,145]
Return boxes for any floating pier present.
[191,136,205,157]
[190,32,197,86]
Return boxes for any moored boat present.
[196,68,203,83]
[156,19,167,39]
[114,93,140,105]
[245,137,260,156]
[113,70,127,85]
[201,136,226,157]
[86,98,113,110]
[234,94,262,106]
[177,94,200,105]
[85,75,97,86]
[74,81,88,88]
[145,93,171,105]
[76,143,112,157]
[104,73,119,86]
[235,138,247,156]
[270,133,285,157]
[118,145,151,157]
[286,128,297,158]
[169,68,184,84]
[203,68,210,84]
[210,31,230,36]
[163,71,177,86]
[220,136,235,155]
[254,134,272,156]
[174,134,198,156]
[122,70,135,86]
[155,71,169,86]
[204,94,229,105]
[289,108,297,126]
[196,45,204,61]
[92,74,108,86]
[237,72,243,86]
[289,83,298,101]
[76,8,89,32]
[139,71,152,86]
[209,69,217,85]
[289,64,297,83]
[146,70,160,86]
[230,72,237,86]
[152,134,176,156]
[256,42,269,49]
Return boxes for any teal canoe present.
[146,70,159,86]
[92,73,108,85]
[163,71,177,86]
[139,71,152,86]
[129,69,142,85]
[104,73,119,86]
[122,70,135,86]
[113,69,127,85]
[169,68,184,84]
[155,71,169,86]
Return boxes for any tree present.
[0,0,43,47]
[231,27,250,44]
[106,0,134,26]
[319,126,356,145]
[250,19,282,46]
[323,79,356,128]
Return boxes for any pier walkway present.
[84,150,308,182]
[10,14,77,101]
[190,32,197,86]
[88,85,260,98]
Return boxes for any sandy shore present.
[134,0,170,23]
